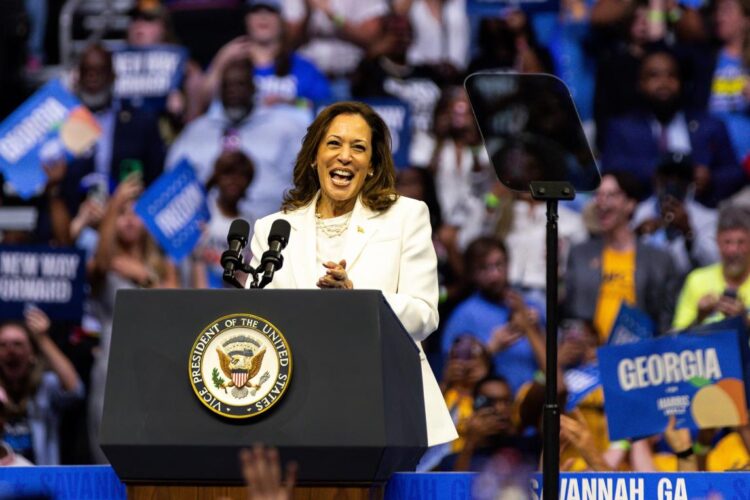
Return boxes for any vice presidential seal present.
[188,313,292,418]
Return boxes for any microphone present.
[221,218,250,275]
[259,219,291,288]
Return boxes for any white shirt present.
[282,0,389,76]
[406,0,469,70]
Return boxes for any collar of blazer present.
[282,190,384,288]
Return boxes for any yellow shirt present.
[673,263,750,329]
[443,389,475,453]
[594,247,636,341]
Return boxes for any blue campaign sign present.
[608,303,655,345]
[467,0,560,15]
[135,159,210,261]
[530,472,750,500]
[0,80,101,199]
[564,362,600,411]
[315,98,412,168]
[0,245,86,321]
[599,331,748,441]
[113,44,188,112]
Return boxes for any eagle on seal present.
[216,347,266,391]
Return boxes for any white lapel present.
[341,196,380,271]
[284,196,319,289]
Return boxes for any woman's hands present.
[316,259,353,289]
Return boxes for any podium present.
[100,289,428,498]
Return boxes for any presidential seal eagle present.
[216,347,266,393]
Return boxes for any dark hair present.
[718,204,750,233]
[207,150,255,190]
[281,101,398,212]
[463,236,508,282]
[605,171,644,202]
[473,374,511,400]
[396,167,443,229]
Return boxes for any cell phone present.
[119,159,143,182]
[723,289,738,299]
[474,395,496,411]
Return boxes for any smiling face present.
[315,113,373,217]
[0,325,35,384]
[594,175,635,235]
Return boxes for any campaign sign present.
[315,98,412,168]
[467,0,560,15]
[608,303,655,345]
[113,44,188,112]
[135,159,210,261]
[0,80,101,199]
[599,331,748,441]
[0,245,85,321]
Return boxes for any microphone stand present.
[221,250,262,289]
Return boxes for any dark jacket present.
[564,238,680,334]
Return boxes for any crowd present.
[0,0,750,476]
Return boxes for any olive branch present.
[212,368,226,391]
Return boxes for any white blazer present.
[246,193,458,446]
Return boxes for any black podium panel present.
[100,289,427,483]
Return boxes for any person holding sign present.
[245,101,457,447]
[673,204,750,328]
[87,176,179,463]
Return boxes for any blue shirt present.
[254,53,331,105]
[709,50,750,162]
[442,291,543,394]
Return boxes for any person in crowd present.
[62,44,166,218]
[673,204,750,328]
[593,2,655,149]
[446,376,536,471]
[0,386,32,466]
[440,336,493,454]
[565,172,679,339]
[410,86,494,251]
[350,13,444,137]
[442,237,546,395]
[467,11,553,75]
[87,177,179,463]
[167,58,310,218]
[201,0,331,109]
[503,191,587,300]
[391,0,470,81]
[282,0,389,99]
[192,150,256,288]
[124,2,206,130]
[600,47,744,207]
[245,101,457,447]
[704,0,750,164]
[0,0,27,118]
[633,153,719,276]
[0,308,84,465]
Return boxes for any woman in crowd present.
[201,0,331,109]
[192,150,256,288]
[0,308,83,465]
[87,177,179,463]
[245,101,457,447]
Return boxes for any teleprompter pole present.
[530,182,574,500]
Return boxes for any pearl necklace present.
[315,211,352,238]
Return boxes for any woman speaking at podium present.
[246,101,457,447]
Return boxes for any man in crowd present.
[600,47,744,207]
[442,237,545,395]
[167,58,310,218]
[673,204,750,328]
[566,172,679,339]
[62,44,166,215]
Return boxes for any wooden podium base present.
[127,484,385,500]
